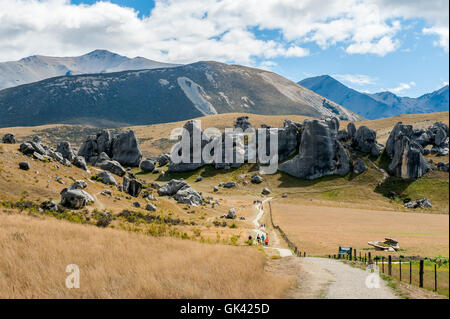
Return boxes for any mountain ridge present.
[0,50,181,90]
[0,61,362,128]
[299,75,449,119]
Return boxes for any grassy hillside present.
[0,212,290,298]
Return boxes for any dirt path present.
[300,257,399,299]
[251,199,293,257]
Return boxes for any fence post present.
[434,264,437,292]
[364,253,367,264]
[382,257,385,273]
[399,258,402,281]
[303,252,306,257]
[409,261,412,284]
[419,260,424,288]
[354,249,357,261]
[388,255,392,276]
[368,252,372,264]
[359,252,361,261]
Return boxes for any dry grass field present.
[269,200,449,258]
[0,212,291,298]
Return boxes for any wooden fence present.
[328,250,447,296]
[267,201,305,257]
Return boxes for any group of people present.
[248,234,269,246]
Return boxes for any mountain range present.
[0,50,180,90]
[299,75,449,120]
[0,57,361,128]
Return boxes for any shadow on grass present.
[374,176,417,201]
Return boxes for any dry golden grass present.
[269,200,449,258]
[0,212,291,298]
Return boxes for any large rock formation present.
[386,122,430,179]
[60,183,94,209]
[352,126,383,157]
[158,179,203,206]
[78,129,142,167]
[234,116,252,131]
[279,119,350,179]
[56,141,77,162]
[168,120,208,172]
[111,130,142,167]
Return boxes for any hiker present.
[265,236,269,246]
[257,235,261,244]
[261,234,265,243]
[248,235,252,242]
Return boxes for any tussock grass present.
[0,213,291,298]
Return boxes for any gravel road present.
[302,257,399,299]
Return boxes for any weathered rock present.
[33,151,45,162]
[72,180,87,189]
[195,176,203,182]
[227,208,236,219]
[337,130,349,141]
[158,179,203,206]
[126,179,143,197]
[47,150,64,163]
[98,171,117,185]
[111,130,142,167]
[385,122,415,159]
[132,202,141,208]
[282,193,288,198]
[158,179,189,196]
[279,119,350,179]
[157,154,171,166]
[213,186,219,192]
[145,203,157,211]
[168,120,209,172]
[140,159,155,173]
[223,182,237,188]
[60,188,94,209]
[262,188,271,195]
[19,142,35,155]
[172,186,203,206]
[97,159,126,177]
[404,198,432,209]
[19,161,30,170]
[40,200,59,211]
[353,126,381,157]
[2,133,16,144]
[234,116,252,131]
[56,141,76,162]
[347,123,356,139]
[277,120,301,161]
[73,156,88,171]
[101,189,112,197]
[251,173,264,184]
[353,158,367,174]
[386,123,430,179]
[437,162,449,172]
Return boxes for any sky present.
[0,0,448,98]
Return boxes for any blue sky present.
[1,0,448,97]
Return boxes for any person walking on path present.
[265,236,269,246]
[257,235,261,244]
[261,234,265,243]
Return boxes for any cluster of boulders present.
[18,137,87,170]
[153,116,450,181]
[404,198,432,209]
[78,129,142,175]
[157,179,203,206]
[2,133,16,144]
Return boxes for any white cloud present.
[387,81,416,94]
[0,0,448,64]
[423,27,449,52]
[333,74,378,86]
